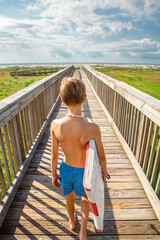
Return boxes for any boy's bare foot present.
[69,212,77,230]
[79,232,87,240]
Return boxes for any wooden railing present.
[10,67,64,76]
[82,66,160,219]
[0,65,74,225]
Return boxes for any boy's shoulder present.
[84,120,100,135]
[51,117,100,135]
[51,117,64,130]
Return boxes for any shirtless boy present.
[51,77,107,240]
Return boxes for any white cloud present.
[27,0,160,21]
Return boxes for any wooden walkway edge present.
[0,69,159,239]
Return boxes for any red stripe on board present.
[83,142,90,187]
[96,228,102,232]
[83,187,91,191]
[89,201,99,216]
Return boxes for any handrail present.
[0,65,74,226]
[10,68,64,76]
[82,65,160,219]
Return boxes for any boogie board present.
[83,118,106,232]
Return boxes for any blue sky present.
[0,0,160,64]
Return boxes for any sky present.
[0,0,160,64]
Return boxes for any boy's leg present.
[66,190,76,230]
[79,193,90,240]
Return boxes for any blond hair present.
[60,77,86,106]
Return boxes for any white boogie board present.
[83,118,104,232]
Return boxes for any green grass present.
[0,66,62,100]
[93,66,160,100]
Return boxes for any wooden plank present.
[155,173,160,196]
[16,114,25,160]
[18,179,142,191]
[117,95,122,129]
[20,110,28,154]
[35,96,41,133]
[0,235,160,240]
[150,139,160,186]
[123,101,129,140]
[3,125,16,178]
[11,197,151,209]
[146,124,159,179]
[119,97,124,134]
[8,119,20,171]
[14,188,147,200]
[0,192,2,205]
[40,92,45,124]
[26,167,136,176]
[38,94,43,127]
[142,120,154,172]
[0,128,12,186]
[24,106,32,149]
[0,154,7,196]
[0,219,159,236]
[33,99,39,136]
[12,117,23,165]
[121,99,127,136]
[27,198,151,209]
[4,206,157,221]
[133,110,140,155]
[28,102,35,142]
[125,102,132,143]
[136,113,145,160]
[130,108,137,151]
[128,104,134,147]
[139,117,150,166]
[22,173,139,183]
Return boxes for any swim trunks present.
[60,161,85,197]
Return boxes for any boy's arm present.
[94,124,107,182]
[51,121,61,188]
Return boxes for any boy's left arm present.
[51,121,61,188]
[94,124,107,182]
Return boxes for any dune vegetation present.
[93,66,160,100]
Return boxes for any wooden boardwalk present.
[0,70,159,239]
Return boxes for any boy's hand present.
[102,170,110,182]
[102,170,108,182]
[52,174,61,188]
[102,171,107,182]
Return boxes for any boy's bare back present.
[51,115,103,168]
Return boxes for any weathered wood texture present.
[0,66,74,226]
[0,69,159,239]
[82,66,160,206]
[10,68,64,76]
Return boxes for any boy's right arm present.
[93,124,107,182]
[51,121,61,188]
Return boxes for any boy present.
[51,77,107,240]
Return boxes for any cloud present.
[27,0,160,22]
[25,0,134,37]
[0,0,160,63]
[89,38,160,61]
